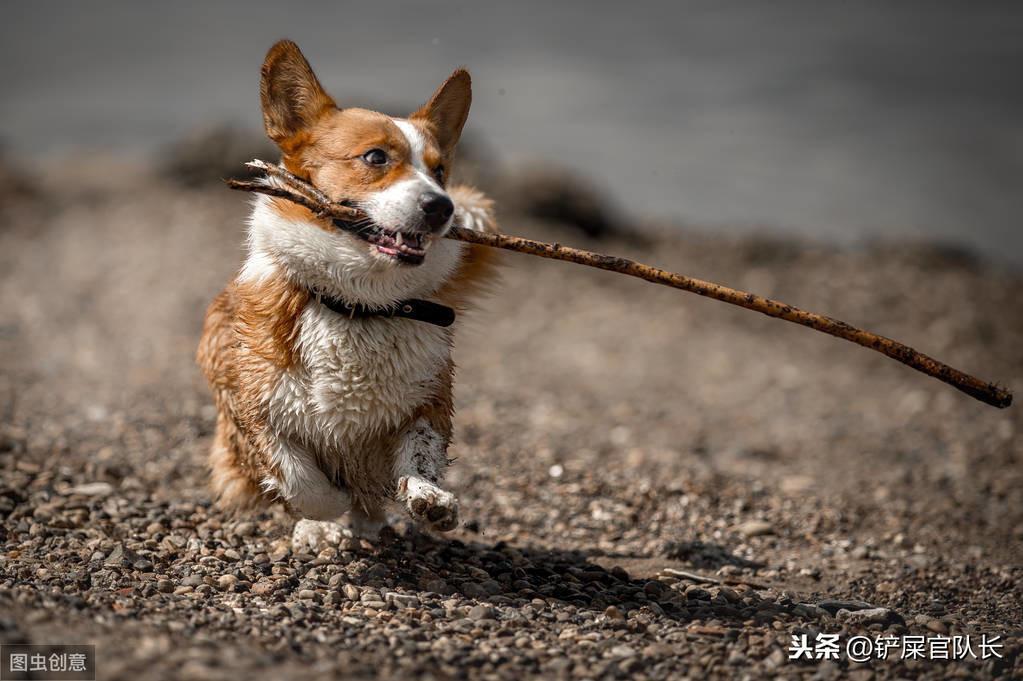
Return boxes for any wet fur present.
[197,40,498,528]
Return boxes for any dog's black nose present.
[419,192,454,230]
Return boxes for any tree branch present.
[225,161,1012,409]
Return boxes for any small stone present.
[216,574,238,591]
[925,618,948,634]
[251,580,276,596]
[684,585,711,601]
[156,579,174,593]
[386,592,420,609]
[342,584,361,601]
[234,522,256,537]
[468,604,496,621]
[836,607,902,627]
[817,599,874,615]
[736,520,774,537]
[765,648,787,669]
[545,658,571,673]
[363,563,390,580]
[609,645,636,658]
[794,603,829,620]
[603,605,626,621]
[727,650,746,665]
[462,582,488,599]
[68,482,114,496]
[423,578,452,595]
[104,545,124,566]
[298,589,318,600]
[812,660,840,680]
[642,643,671,658]
[717,586,740,603]
[643,581,663,597]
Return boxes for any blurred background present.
[3,0,1022,263]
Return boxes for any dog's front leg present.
[394,416,459,532]
[264,437,355,552]
[267,437,352,520]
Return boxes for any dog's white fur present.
[361,119,449,235]
[237,171,489,538]
[200,45,492,550]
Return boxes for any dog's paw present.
[291,518,350,553]
[398,477,459,532]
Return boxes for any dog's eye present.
[433,165,445,184]
[362,149,389,166]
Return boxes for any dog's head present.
[257,40,470,271]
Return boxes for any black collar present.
[318,295,456,327]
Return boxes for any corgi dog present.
[197,40,498,542]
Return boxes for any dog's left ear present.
[260,40,336,148]
[411,69,472,155]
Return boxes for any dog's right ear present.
[260,40,336,148]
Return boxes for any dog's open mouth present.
[333,219,428,265]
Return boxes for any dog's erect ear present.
[260,40,336,147]
[411,69,472,154]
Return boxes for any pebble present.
[363,564,389,580]
[608,645,636,658]
[603,605,626,622]
[717,586,740,603]
[468,604,496,621]
[793,603,829,619]
[684,585,711,601]
[817,599,874,614]
[736,520,774,537]
[67,482,114,496]
[233,522,256,537]
[461,582,488,599]
[104,545,125,566]
[251,580,276,596]
[386,592,420,609]
[216,574,238,591]
[836,607,900,626]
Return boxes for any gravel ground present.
[1,155,1021,679]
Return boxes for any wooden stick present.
[225,161,1013,409]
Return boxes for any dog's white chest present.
[268,303,451,452]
